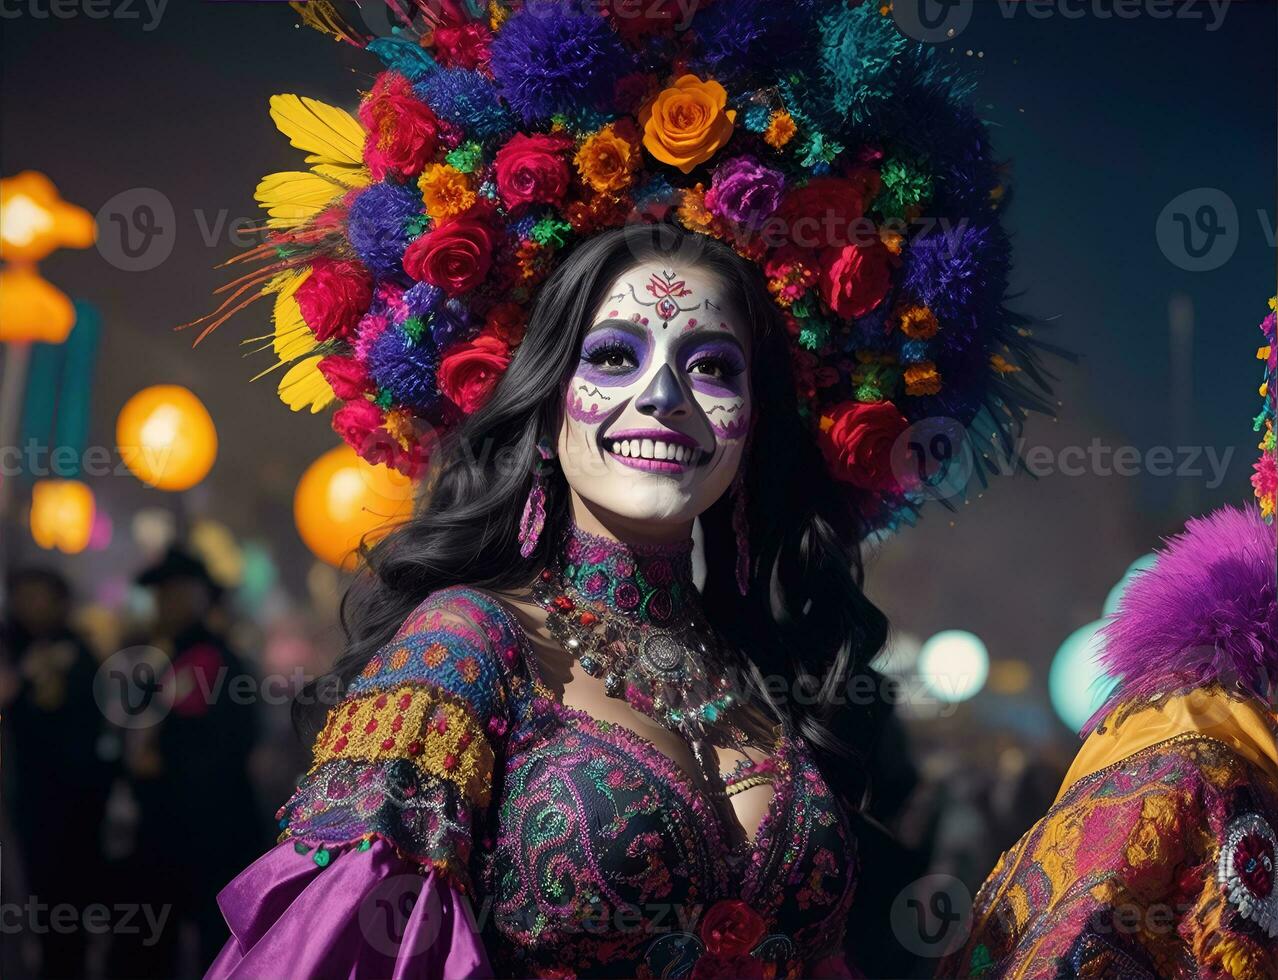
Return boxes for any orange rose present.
[639,74,737,174]
[575,121,641,194]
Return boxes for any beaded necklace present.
[532,523,763,800]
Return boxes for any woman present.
[211,222,887,978]
[198,2,1053,975]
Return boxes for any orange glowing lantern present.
[29,479,95,554]
[0,171,95,344]
[116,385,218,491]
[294,445,415,569]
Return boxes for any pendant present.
[639,629,686,674]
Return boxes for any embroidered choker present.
[556,523,697,626]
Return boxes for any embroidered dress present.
[208,540,860,978]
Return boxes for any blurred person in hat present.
[105,547,264,979]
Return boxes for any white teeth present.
[608,438,700,463]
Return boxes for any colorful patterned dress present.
[207,574,860,978]
[942,506,1278,979]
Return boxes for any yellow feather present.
[311,163,371,189]
[278,355,335,414]
[256,171,348,227]
[269,94,366,168]
[272,269,316,359]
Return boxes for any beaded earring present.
[518,437,555,558]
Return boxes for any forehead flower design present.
[190,0,1060,536]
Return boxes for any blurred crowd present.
[0,552,1072,980]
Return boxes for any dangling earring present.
[518,437,555,558]
[731,468,750,597]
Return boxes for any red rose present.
[438,332,511,413]
[697,899,767,957]
[295,258,373,343]
[331,399,385,452]
[317,355,373,400]
[362,433,428,478]
[432,20,492,70]
[402,208,500,297]
[484,302,527,348]
[816,400,910,492]
[689,953,763,980]
[818,240,892,320]
[777,176,875,250]
[494,133,573,210]
[359,72,443,180]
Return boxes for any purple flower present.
[488,3,631,124]
[704,155,785,229]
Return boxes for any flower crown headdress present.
[191,0,1061,533]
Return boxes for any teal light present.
[1049,621,1120,733]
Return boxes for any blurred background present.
[1,1,1274,977]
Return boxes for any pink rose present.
[816,400,910,492]
[494,133,573,210]
[359,72,443,180]
[331,399,385,452]
[295,258,373,343]
[317,355,373,400]
[402,207,500,297]
[818,240,892,320]
[438,332,511,413]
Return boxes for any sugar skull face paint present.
[557,262,753,528]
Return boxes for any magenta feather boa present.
[1083,504,1277,735]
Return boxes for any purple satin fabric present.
[206,838,493,979]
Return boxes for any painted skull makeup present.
[557,263,752,527]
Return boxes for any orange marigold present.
[898,305,939,340]
[763,111,797,149]
[575,123,640,194]
[419,164,475,221]
[905,362,942,396]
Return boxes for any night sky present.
[3,1,1275,734]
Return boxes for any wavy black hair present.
[302,222,890,809]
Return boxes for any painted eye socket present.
[687,355,741,381]
[583,341,639,373]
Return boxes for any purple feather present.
[1083,504,1278,734]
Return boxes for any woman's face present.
[556,261,753,532]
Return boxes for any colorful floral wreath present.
[194,0,1058,531]
[1253,297,1276,522]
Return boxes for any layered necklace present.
[531,523,769,784]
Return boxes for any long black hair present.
[303,222,890,808]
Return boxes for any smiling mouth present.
[602,436,710,473]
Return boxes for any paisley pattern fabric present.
[941,726,1278,980]
[236,585,859,978]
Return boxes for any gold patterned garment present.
[942,690,1278,979]
[942,506,1278,979]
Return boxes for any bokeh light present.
[918,630,990,703]
[1049,620,1120,733]
[116,384,218,491]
